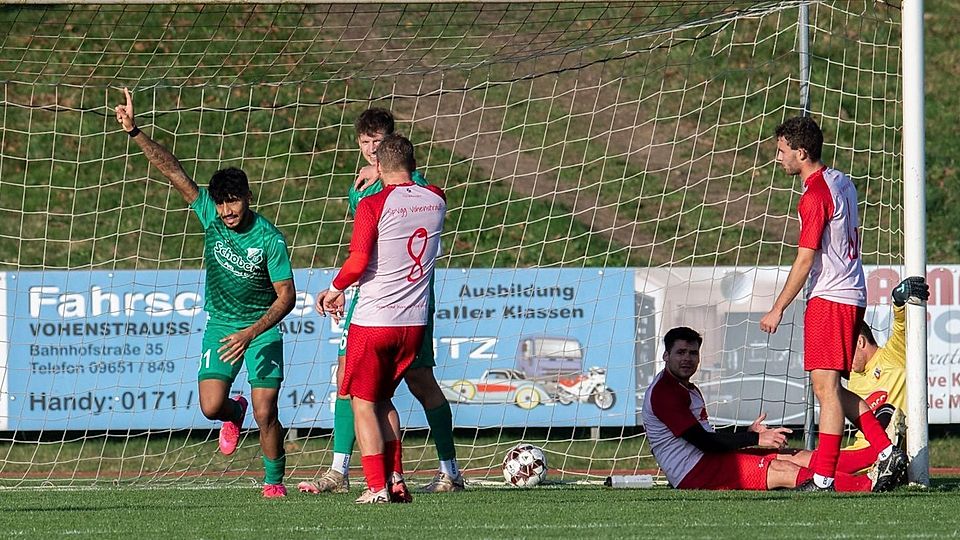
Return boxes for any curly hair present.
[208,167,250,203]
[775,116,823,161]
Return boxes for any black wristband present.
[127,126,141,138]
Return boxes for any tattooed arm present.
[114,87,199,205]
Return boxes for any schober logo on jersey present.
[213,241,260,279]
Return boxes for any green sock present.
[263,453,286,486]
[333,397,356,455]
[425,402,456,461]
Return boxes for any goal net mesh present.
[0,1,903,487]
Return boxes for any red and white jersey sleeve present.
[798,167,866,307]
[334,183,446,327]
[641,369,712,487]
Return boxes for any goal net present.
[0,1,904,487]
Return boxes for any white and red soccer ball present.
[502,443,548,487]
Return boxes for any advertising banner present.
[3,264,955,430]
[1,268,636,430]
[634,265,960,425]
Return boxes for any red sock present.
[856,410,892,457]
[811,432,842,478]
[360,454,387,492]
[795,466,814,486]
[834,471,872,492]
[836,447,878,474]
[385,439,404,476]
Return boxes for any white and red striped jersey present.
[332,182,446,326]
[798,166,866,307]
[641,369,712,487]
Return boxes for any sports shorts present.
[677,449,780,490]
[198,321,284,389]
[340,324,426,402]
[338,290,435,369]
[804,297,866,375]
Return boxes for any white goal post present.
[0,1,926,487]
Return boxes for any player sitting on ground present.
[115,88,296,498]
[298,108,462,496]
[317,134,446,504]
[643,326,893,492]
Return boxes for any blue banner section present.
[3,268,636,430]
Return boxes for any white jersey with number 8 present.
[349,183,446,327]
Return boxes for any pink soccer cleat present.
[262,483,287,498]
[218,395,248,456]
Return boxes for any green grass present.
[2,482,960,538]
[3,432,960,489]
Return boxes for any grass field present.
[3,480,960,538]
[4,433,960,537]
[0,3,958,536]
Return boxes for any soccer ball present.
[501,443,548,487]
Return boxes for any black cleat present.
[796,478,836,492]
[872,447,908,492]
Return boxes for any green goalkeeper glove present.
[891,276,929,307]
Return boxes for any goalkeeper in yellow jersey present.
[838,275,928,472]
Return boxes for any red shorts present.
[340,324,425,402]
[804,297,865,375]
[677,449,779,490]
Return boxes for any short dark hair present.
[355,108,395,138]
[664,326,703,353]
[775,116,823,161]
[375,133,416,174]
[859,322,878,347]
[208,167,251,204]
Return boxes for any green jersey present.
[190,188,293,326]
[348,169,427,215]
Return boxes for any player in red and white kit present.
[759,116,905,492]
[317,134,446,504]
[644,326,879,492]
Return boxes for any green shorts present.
[338,290,436,369]
[199,321,284,389]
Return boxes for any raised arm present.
[115,87,199,205]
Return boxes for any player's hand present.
[354,164,379,192]
[757,426,792,449]
[759,308,782,334]
[316,290,345,322]
[892,276,929,307]
[218,328,255,366]
[114,87,137,133]
[748,412,768,433]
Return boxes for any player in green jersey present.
[298,108,463,495]
[115,88,296,498]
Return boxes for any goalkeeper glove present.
[891,276,929,307]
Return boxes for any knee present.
[811,378,840,402]
[253,403,278,428]
[405,368,445,407]
[199,398,225,421]
[766,460,801,489]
